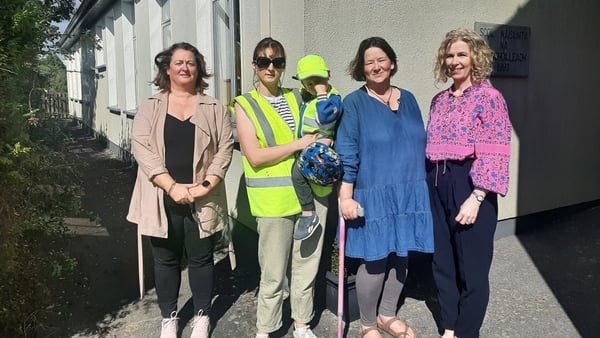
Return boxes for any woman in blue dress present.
[335,36,434,338]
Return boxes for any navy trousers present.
[426,159,498,338]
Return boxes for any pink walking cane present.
[337,211,346,338]
[338,206,363,338]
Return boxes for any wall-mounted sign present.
[475,22,530,77]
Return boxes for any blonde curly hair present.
[433,28,494,85]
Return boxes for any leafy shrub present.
[0,119,82,336]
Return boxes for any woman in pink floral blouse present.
[425,28,512,338]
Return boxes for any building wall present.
[292,0,600,219]
[64,0,600,224]
[238,0,305,92]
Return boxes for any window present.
[161,0,171,48]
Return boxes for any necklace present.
[366,85,393,106]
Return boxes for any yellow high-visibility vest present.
[235,88,303,217]
[299,87,340,138]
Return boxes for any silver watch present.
[472,191,485,203]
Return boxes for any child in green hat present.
[292,54,343,240]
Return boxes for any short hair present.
[152,42,211,92]
[347,37,398,82]
[252,37,286,64]
[433,28,494,85]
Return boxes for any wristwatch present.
[472,191,485,203]
[201,180,211,188]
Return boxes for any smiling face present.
[166,49,198,89]
[445,40,473,88]
[363,47,394,86]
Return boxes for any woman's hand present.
[168,183,195,204]
[297,133,317,151]
[188,183,210,198]
[340,198,362,220]
[318,137,333,147]
[455,194,481,225]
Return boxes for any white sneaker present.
[293,325,318,338]
[190,310,210,338]
[160,311,179,338]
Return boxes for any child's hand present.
[314,82,328,95]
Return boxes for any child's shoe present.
[293,214,320,240]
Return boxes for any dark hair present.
[252,37,286,65]
[152,42,211,92]
[347,36,398,82]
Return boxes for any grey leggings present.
[356,254,408,327]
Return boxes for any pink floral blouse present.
[426,81,512,196]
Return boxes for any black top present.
[164,114,195,207]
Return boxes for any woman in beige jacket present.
[127,42,233,338]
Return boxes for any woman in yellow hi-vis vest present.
[234,37,325,338]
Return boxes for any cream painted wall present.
[293,0,600,220]
[239,0,305,93]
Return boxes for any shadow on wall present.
[81,41,98,136]
[494,1,600,337]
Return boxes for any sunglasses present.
[254,57,286,69]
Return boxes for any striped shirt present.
[265,94,295,132]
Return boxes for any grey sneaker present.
[190,310,210,338]
[293,214,320,240]
[160,311,179,338]
[293,325,318,338]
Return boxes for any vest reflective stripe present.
[304,116,319,128]
[246,176,293,188]
[242,93,277,147]
[319,120,336,131]
[235,89,302,217]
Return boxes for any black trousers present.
[426,159,498,338]
[150,200,217,318]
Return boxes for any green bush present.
[0,119,82,336]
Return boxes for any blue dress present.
[335,87,434,261]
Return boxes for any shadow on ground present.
[41,128,599,338]
[515,201,600,338]
[40,128,141,337]
[41,129,443,337]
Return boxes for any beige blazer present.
[127,91,234,239]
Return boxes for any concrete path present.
[49,133,598,338]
